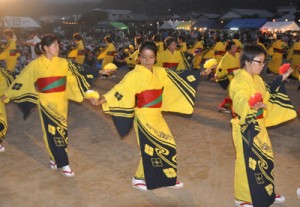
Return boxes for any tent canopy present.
[192,20,222,29]
[260,21,300,31]
[224,18,267,29]
[2,16,40,28]
[110,22,128,30]
[159,21,182,30]
[176,21,194,30]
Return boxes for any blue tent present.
[224,18,267,29]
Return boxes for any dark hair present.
[240,45,267,68]
[214,35,221,42]
[135,36,143,45]
[138,41,158,58]
[73,33,82,41]
[164,36,176,49]
[178,35,186,42]
[34,34,59,55]
[104,36,112,43]
[225,41,236,51]
[233,33,240,39]
[196,34,202,41]
[152,34,161,42]
[4,30,13,38]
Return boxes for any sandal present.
[132,177,147,191]
[235,200,253,207]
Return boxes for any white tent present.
[2,16,40,28]
[260,21,300,31]
[159,21,182,30]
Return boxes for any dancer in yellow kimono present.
[187,36,204,69]
[97,36,116,69]
[0,34,90,177]
[0,30,18,73]
[230,45,296,207]
[286,37,300,79]
[267,34,288,74]
[152,34,164,54]
[215,41,239,113]
[232,33,243,55]
[90,41,213,191]
[157,36,188,71]
[67,33,85,64]
[0,68,14,152]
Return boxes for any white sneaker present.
[297,187,300,198]
[168,180,184,189]
[60,165,75,177]
[274,194,285,203]
[50,160,57,170]
[132,177,148,191]
[234,200,253,207]
[0,145,5,152]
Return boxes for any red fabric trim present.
[136,89,163,108]
[163,62,178,68]
[36,76,66,93]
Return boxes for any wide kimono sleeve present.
[229,78,253,125]
[160,68,200,114]
[4,62,38,119]
[264,76,297,127]
[65,59,90,102]
[102,71,137,137]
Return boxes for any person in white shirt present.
[24,31,40,60]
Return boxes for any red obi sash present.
[10,50,16,56]
[274,48,284,53]
[294,50,300,55]
[227,67,239,74]
[78,50,84,56]
[136,89,163,108]
[214,51,225,56]
[163,62,178,69]
[36,76,66,93]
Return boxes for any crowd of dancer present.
[0,28,299,207]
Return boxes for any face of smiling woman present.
[139,48,156,71]
[245,53,266,77]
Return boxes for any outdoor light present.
[285,19,288,21]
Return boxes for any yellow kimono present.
[257,42,267,54]
[97,43,116,69]
[267,40,288,74]
[216,52,240,90]
[125,49,139,69]
[286,41,300,79]
[230,69,296,206]
[157,49,187,71]
[177,43,187,52]
[0,68,14,145]
[67,40,85,64]
[213,41,226,63]
[102,64,200,190]
[4,56,90,168]
[0,39,18,72]
[156,41,164,54]
[188,41,204,69]
[233,38,243,54]
[202,46,214,63]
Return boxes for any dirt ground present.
[0,69,299,207]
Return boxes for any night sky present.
[1,0,300,16]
